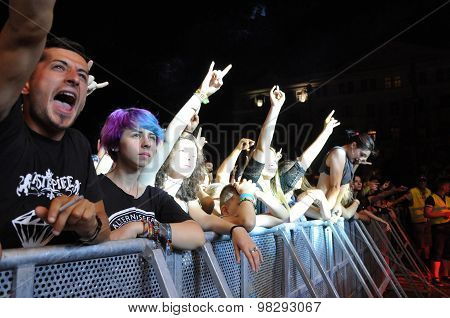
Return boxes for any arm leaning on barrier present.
[221,179,257,231]
[110,219,205,251]
[188,200,263,272]
[35,195,110,244]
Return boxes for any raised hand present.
[198,61,232,97]
[196,127,207,149]
[234,178,257,195]
[323,110,341,134]
[237,138,255,151]
[87,60,109,96]
[185,113,200,133]
[269,85,285,107]
[276,147,283,161]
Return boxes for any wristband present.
[194,89,209,104]
[239,193,256,206]
[229,225,245,239]
[160,223,173,255]
[79,216,102,244]
[139,219,172,254]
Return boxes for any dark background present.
[1,0,449,186]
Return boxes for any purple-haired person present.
[98,107,205,250]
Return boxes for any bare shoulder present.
[328,147,346,161]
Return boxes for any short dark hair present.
[44,36,88,62]
[220,184,239,207]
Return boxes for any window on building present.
[369,78,377,90]
[360,79,367,92]
[384,76,392,89]
[393,76,402,88]
[338,83,346,94]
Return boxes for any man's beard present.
[29,102,71,133]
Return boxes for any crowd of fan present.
[0,1,448,286]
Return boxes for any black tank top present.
[318,146,354,186]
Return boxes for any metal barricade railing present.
[0,220,393,298]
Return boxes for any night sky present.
[1,0,449,180]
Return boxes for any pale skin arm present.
[325,149,346,210]
[222,201,256,231]
[290,188,332,222]
[221,179,257,231]
[358,210,391,231]
[254,189,290,221]
[252,86,285,164]
[139,62,232,186]
[188,200,263,272]
[110,220,205,250]
[297,110,340,170]
[0,0,56,121]
[368,186,407,204]
[216,138,254,184]
[388,192,411,207]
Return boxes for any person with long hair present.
[313,131,376,220]
[156,132,263,272]
[240,86,341,227]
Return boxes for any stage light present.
[296,88,308,103]
[255,95,264,107]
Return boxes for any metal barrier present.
[0,219,391,298]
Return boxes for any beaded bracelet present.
[139,219,172,254]
[194,89,209,104]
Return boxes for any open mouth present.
[53,91,77,111]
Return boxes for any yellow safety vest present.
[430,193,450,225]
[409,187,431,223]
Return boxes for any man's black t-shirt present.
[0,101,102,249]
[99,176,191,230]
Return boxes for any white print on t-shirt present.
[16,169,81,200]
[12,210,55,248]
[109,207,155,230]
